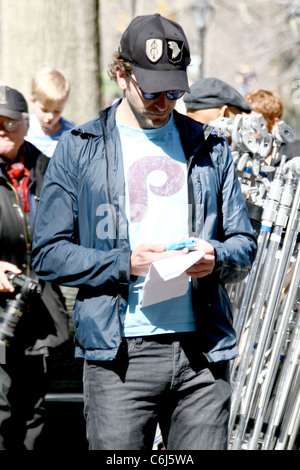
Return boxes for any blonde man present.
[26,66,75,157]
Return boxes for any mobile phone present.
[166,239,197,251]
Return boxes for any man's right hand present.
[0,262,22,292]
[130,243,188,277]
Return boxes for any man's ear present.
[221,105,229,117]
[115,66,128,92]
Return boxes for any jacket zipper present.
[99,112,124,356]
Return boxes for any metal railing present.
[210,115,300,450]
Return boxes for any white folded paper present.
[140,250,204,307]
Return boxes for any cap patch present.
[167,40,183,63]
[146,39,163,63]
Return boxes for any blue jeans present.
[83,333,231,450]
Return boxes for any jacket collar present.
[72,100,215,158]
[173,109,214,158]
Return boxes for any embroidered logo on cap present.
[146,39,163,63]
[167,40,183,63]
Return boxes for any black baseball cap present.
[184,77,252,113]
[119,13,191,93]
[0,85,28,119]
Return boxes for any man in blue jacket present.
[31,14,257,450]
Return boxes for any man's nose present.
[154,92,168,110]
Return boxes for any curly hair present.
[107,52,133,84]
[244,89,283,132]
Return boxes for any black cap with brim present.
[0,108,23,119]
[131,65,190,93]
[184,77,252,113]
[119,13,191,94]
[0,85,28,119]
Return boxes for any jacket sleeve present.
[31,132,131,288]
[208,139,257,284]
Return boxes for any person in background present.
[0,85,68,450]
[31,14,257,450]
[183,77,252,125]
[244,89,300,166]
[0,262,21,293]
[26,66,75,157]
[26,66,77,315]
[245,89,283,134]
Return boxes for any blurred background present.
[1,0,300,134]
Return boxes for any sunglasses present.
[0,118,26,132]
[128,75,185,101]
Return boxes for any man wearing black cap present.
[32,14,257,450]
[0,85,68,449]
[184,77,252,124]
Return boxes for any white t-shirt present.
[117,114,196,336]
[26,114,75,157]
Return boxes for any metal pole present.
[229,167,287,437]
[275,366,300,450]
[232,173,296,446]
[247,179,300,449]
[262,307,300,449]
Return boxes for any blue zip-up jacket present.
[31,102,257,362]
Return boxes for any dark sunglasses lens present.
[3,120,20,132]
[142,91,161,100]
[141,90,185,100]
[166,90,185,100]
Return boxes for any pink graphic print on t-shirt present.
[127,155,185,223]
